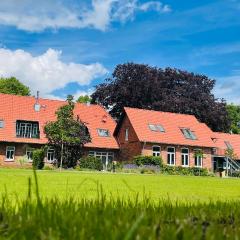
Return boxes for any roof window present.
[180,128,197,140]
[0,120,4,128]
[148,124,165,132]
[97,129,110,137]
[224,141,233,150]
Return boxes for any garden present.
[1,168,240,239]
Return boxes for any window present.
[167,147,175,165]
[224,141,233,150]
[97,129,110,137]
[16,120,40,139]
[47,148,55,163]
[148,124,165,132]
[152,146,161,157]
[26,148,34,162]
[181,148,189,166]
[88,151,114,170]
[5,146,15,161]
[180,128,197,140]
[125,128,129,141]
[194,150,203,168]
[0,120,4,128]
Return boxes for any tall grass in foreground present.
[0,172,239,239]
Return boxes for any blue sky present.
[0,0,239,103]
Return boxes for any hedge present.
[134,155,163,166]
[78,156,103,171]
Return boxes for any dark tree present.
[91,63,231,132]
[44,95,91,168]
[0,77,30,96]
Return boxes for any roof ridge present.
[124,106,197,118]
[0,92,66,103]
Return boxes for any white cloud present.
[0,0,171,32]
[214,74,240,104]
[0,48,107,98]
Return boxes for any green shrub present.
[134,155,163,166]
[79,156,103,171]
[32,149,45,170]
[161,165,209,176]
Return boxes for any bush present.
[79,156,103,171]
[161,165,209,176]
[134,155,163,166]
[32,149,45,170]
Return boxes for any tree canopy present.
[44,95,91,168]
[91,63,231,132]
[0,77,30,96]
[226,104,240,134]
[77,95,91,103]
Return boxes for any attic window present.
[148,124,165,132]
[224,141,233,150]
[97,128,110,137]
[180,128,197,140]
[0,120,4,128]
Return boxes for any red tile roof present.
[0,93,119,149]
[123,107,216,148]
[212,132,240,159]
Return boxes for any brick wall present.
[0,142,42,167]
[116,116,143,161]
[0,142,120,167]
[142,143,212,170]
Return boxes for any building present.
[0,93,119,168]
[211,132,240,172]
[1,93,240,172]
[114,107,240,171]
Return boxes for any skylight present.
[224,141,233,150]
[180,128,197,140]
[0,120,4,128]
[148,124,165,132]
[97,128,110,137]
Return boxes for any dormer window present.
[16,120,40,139]
[180,128,197,140]
[0,120,4,128]
[148,124,165,132]
[97,128,110,137]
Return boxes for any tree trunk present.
[60,141,64,171]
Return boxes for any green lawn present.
[1,168,240,203]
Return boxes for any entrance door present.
[95,152,114,170]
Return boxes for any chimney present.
[34,91,41,112]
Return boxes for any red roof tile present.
[212,132,240,159]
[123,107,216,148]
[0,93,119,149]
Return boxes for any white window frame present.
[5,146,15,162]
[47,148,55,163]
[88,151,114,169]
[167,146,175,165]
[125,128,129,141]
[152,145,161,157]
[194,149,203,168]
[181,148,189,167]
[26,148,34,162]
